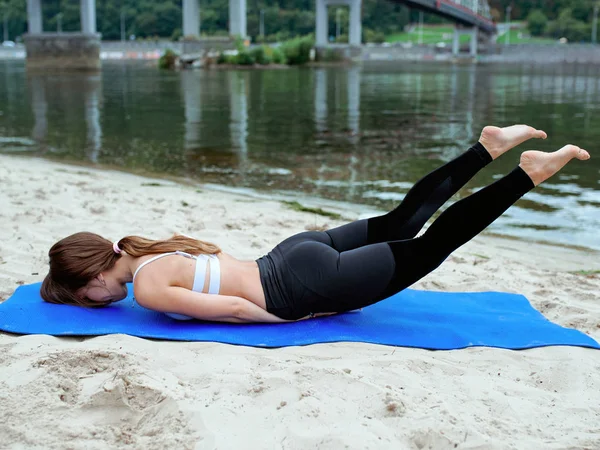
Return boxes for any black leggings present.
[256,142,535,320]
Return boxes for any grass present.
[283,201,342,220]
[569,270,600,276]
[386,24,556,45]
[386,27,458,44]
[496,28,555,45]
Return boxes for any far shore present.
[3,41,600,66]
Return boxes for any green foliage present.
[335,33,348,43]
[546,8,590,42]
[216,52,228,64]
[280,36,314,65]
[282,201,342,220]
[233,50,255,65]
[250,46,272,65]
[170,28,182,41]
[363,28,386,43]
[318,47,345,62]
[233,35,246,52]
[271,47,286,64]
[216,44,286,65]
[158,49,178,69]
[527,9,548,36]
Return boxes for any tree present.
[546,7,590,41]
[527,9,548,36]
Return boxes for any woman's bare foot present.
[479,125,547,160]
[519,145,591,186]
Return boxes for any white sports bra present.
[132,250,220,320]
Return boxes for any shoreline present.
[1,152,599,448]
[4,150,599,255]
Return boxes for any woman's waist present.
[218,258,264,303]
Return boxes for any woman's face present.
[79,274,128,304]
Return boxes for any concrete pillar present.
[80,0,97,34]
[469,27,478,57]
[315,0,328,47]
[183,0,200,38]
[229,0,247,38]
[348,0,361,46]
[27,0,43,34]
[452,26,460,56]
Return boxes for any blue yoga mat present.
[0,282,598,350]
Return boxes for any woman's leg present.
[289,146,589,317]
[325,125,547,252]
[380,145,590,299]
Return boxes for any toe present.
[535,129,547,139]
[578,148,591,160]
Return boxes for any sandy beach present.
[1,152,599,449]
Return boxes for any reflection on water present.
[0,60,598,250]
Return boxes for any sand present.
[1,153,599,450]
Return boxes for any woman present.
[41,125,591,323]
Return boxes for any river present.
[0,60,598,249]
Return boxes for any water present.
[0,60,599,250]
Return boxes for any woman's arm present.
[135,286,293,324]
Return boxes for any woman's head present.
[41,232,221,308]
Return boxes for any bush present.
[250,46,272,65]
[335,33,348,43]
[216,52,228,64]
[271,47,286,64]
[280,36,314,65]
[158,49,178,69]
[320,47,344,62]
[527,10,548,36]
[170,28,182,41]
[363,28,386,43]
[233,35,246,52]
[233,50,255,65]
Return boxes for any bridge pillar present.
[452,25,478,57]
[80,0,97,34]
[316,0,328,47]
[469,27,478,56]
[27,0,43,34]
[348,0,362,46]
[25,0,100,70]
[315,0,362,47]
[452,27,460,56]
[229,0,247,38]
[183,0,200,38]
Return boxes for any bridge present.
[316,0,496,54]
[397,0,496,34]
[23,0,496,69]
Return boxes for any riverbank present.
[4,42,600,65]
[1,153,599,448]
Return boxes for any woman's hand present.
[296,312,338,321]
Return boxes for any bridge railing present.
[451,0,493,20]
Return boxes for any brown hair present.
[41,232,221,308]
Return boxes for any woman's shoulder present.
[133,254,193,296]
